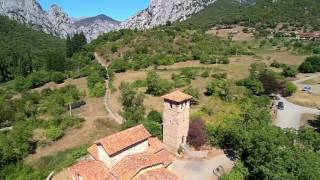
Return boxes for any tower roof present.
[162,90,192,103]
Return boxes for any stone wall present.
[97,140,149,168]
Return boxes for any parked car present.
[303,86,312,93]
[277,101,284,110]
[65,100,86,110]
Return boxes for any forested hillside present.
[186,0,320,30]
[0,16,65,82]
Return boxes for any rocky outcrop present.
[0,0,119,40]
[121,0,217,29]
[47,4,75,38]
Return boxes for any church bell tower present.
[162,90,192,151]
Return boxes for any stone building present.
[69,125,178,180]
[69,90,193,180]
[162,90,192,151]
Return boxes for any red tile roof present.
[95,125,151,156]
[162,90,192,103]
[147,137,165,154]
[155,149,174,167]
[135,168,180,180]
[69,160,116,180]
[87,144,99,160]
[111,153,168,180]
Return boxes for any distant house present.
[298,32,320,41]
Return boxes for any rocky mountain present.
[121,0,217,29]
[0,0,119,41]
[73,14,120,41]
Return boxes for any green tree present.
[66,35,73,58]
[146,71,172,96]
[120,82,145,127]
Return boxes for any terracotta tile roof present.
[87,144,99,160]
[95,125,151,156]
[111,153,166,180]
[162,90,192,103]
[134,168,180,180]
[155,149,174,167]
[69,160,116,180]
[147,137,165,154]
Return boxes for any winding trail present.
[95,53,123,124]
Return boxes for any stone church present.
[69,90,192,180]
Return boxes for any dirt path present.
[95,52,123,124]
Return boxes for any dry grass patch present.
[288,91,320,108]
[207,26,254,42]
[302,77,320,85]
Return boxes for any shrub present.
[46,126,64,141]
[51,72,66,84]
[87,72,104,89]
[282,66,298,77]
[283,81,297,97]
[184,87,200,105]
[270,60,281,68]
[187,119,208,150]
[147,110,162,123]
[89,82,106,97]
[221,161,249,180]
[111,45,118,53]
[146,71,173,96]
[143,120,162,139]
[299,56,320,73]
[201,70,210,78]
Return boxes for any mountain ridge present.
[0,0,119,41]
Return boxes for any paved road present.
[171,155,234,180]
[274,96,320,130]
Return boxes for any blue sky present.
[38,0,149,21]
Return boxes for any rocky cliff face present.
[0,0,119,40]
[121,0,217,29]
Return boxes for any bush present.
[46,126,64,141]
[222,161,249,180]
[146,71,173,96]
[299,56,320,73]
[282,66,298,77]
[184,87,200,105]
[89,82,106,97]
[111,45,118,53]
[201,70,210,78]
[51,72,66,84]
[147,110,162,123]
[143,120,162,139]
[283,81,297,97]
[187,119,208,150]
